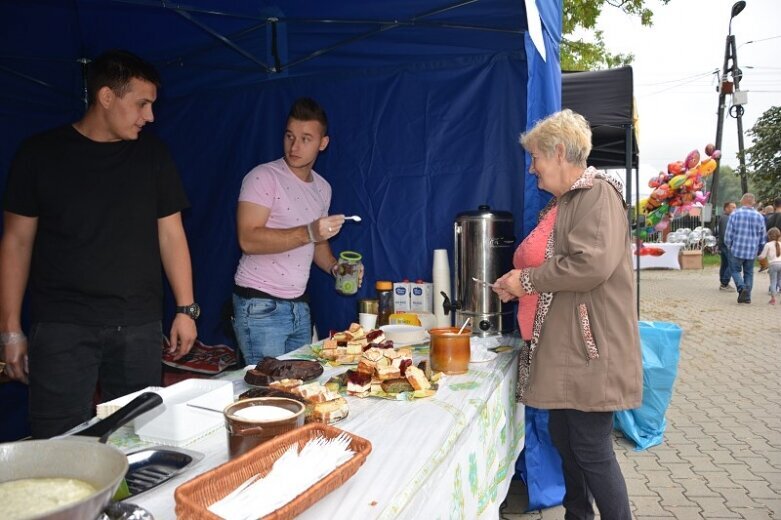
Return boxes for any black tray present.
[124,446,204,497]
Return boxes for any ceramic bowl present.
[223,397,305,458]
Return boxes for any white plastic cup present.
[359,312,378,330]
[432,249,451,328]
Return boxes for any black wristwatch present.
[175,303,201,320]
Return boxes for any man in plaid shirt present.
[725,193,767,304]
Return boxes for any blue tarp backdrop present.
[0,0,562,347]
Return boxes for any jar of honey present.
[429,327,471,375]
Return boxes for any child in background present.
[758,227,781,305]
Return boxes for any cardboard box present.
[679,250,703,270]
[410,281,433,312]
[393,281,411,312]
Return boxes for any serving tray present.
[124,446,204,497]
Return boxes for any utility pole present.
[732,52,749,195]
[711,1,747,211]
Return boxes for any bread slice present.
[370,377,383,395]
[320,348,338,361]
[391,348,413,368]
[307,397,349,423]
[417,360,433,380]
[356,360,375,375]
[335,354,360,364]
[345,340,366,355]
[293,382,339,403]
[383,349,402,361]
[376,365,401,381]
[269,378,304,391]
[381,378,414,394]
[348,323,366,339]
[331,331,352,342]
[405,366,431,391]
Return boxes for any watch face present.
[178,303,200,320]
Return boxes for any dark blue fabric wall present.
[0,0,563,348]
[157,51,529,343]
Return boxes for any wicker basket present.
[174,423,372,519]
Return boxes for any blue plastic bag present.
[614,321,682,451]
[516,406,565,510]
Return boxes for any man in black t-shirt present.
[766,198,781,231]
[0,50,199,438]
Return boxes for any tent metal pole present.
[285,0,515,71]
[109,0,273,21]
[173,9,272,72]
[626,124,640,319]
[0,64,81,101]
[159,23,267,68]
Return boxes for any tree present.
[744,106,781,204]
[710,165,742,209]
[562,0,671,71]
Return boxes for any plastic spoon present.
[344,215,362,222]
[457,317,471,335]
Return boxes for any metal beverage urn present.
[446,205,515,336]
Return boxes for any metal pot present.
[0,392,162,520]
[450,205,515,336]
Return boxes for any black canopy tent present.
[561,66,641,313]
[562,66,638,171]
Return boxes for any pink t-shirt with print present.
[234,158,332,298]
[513,205,557,341]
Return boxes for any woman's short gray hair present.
[519,109,592,167]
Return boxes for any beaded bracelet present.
[0,331,26,345]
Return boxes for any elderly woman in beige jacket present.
[493,109,642,520]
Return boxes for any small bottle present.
[375,281,394,327]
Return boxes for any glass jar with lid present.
[375,280,394,326]
[335,251,363,295]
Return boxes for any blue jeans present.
[719,247,732,286]
[730,257,755,295]
[769,263,781,297]
[232,294,312,366]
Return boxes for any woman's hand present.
[492,269,524,302]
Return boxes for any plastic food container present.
[99,379,234,446]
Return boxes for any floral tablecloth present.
[121,336,524,519]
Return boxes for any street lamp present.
[729,1,746,34]
[711,1,747,212]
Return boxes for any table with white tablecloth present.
[631,242,684,270]
[113,337,524,519]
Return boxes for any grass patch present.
[703,252,765,269]
[703,253,720,267]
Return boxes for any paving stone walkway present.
[501,266,781,519]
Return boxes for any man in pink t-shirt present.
[232,98,346,365]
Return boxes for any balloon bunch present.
[635,144,719,239]
[666,226,718,251]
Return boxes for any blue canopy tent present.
[0,0,561,349]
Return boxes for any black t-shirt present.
[3,125,190,325]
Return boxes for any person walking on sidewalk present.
[766,198,781,231]
[758,227,781,305]
[718,201,737,290]
[725,193,767,304]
